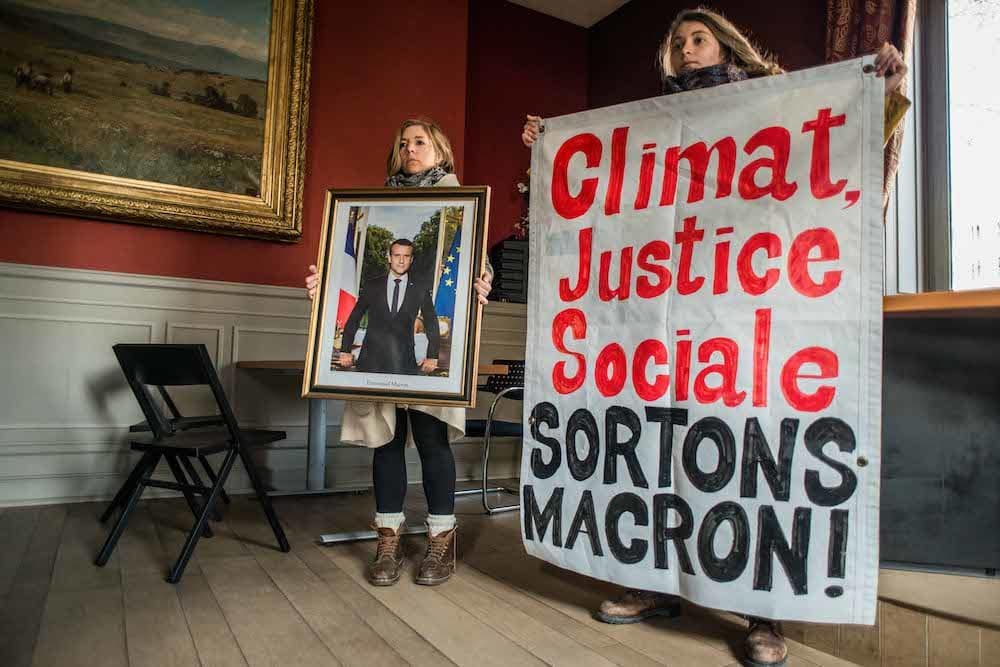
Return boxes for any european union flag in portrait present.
[435,231,461,325]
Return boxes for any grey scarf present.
[385,166,448,188]
[661,63,748,95]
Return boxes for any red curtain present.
[826,0,916,205]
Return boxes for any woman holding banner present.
[305,118,493,588]
[521,7,907,667]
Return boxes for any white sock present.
[427,513,456,536]
[374,512,405,532]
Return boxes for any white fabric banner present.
[521,57,883,624]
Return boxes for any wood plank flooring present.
[0,487,861,667]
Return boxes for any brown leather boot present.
[415,525,456,585]
[594,588,682,624]
[743,617,788,667]
[368,525,404,586]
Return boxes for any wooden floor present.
[0,486,861,667]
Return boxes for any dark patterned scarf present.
[661,63,748,95]
[385,165,449,188]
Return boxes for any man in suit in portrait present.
[338,238,440,375]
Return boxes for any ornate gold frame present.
[0,0,313,242]
[302,187,491,407]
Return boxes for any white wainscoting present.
[0,262,527,507]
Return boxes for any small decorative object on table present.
[514,169,530,240]
[490,238,528,303]
[491,170,530,303]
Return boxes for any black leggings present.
[372,408,456,515]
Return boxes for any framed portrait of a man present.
[303,187,491,406]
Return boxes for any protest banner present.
[522,57,883,624]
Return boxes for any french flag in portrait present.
[335,207,365,330]
[434,230,461,323]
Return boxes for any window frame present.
[917,0,952,292]
[886,0,953,295]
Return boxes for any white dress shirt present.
[386,272,409,312]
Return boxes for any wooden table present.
[235,360,508,495]
[237,360,510,374]
[883,287,1000,317]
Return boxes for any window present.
[893,0,1000,293]
[947,0,1000,290]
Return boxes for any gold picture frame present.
[0,0,312,242]
[303,187,491,407]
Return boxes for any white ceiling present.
[505,0,631,28]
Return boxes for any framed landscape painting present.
[303,187,491,407]
[0,0,312,241]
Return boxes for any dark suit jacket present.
[340,273,440,374]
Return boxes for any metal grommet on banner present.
[857,456,869,467]
[862,64,875,74]
[528,415,537,426]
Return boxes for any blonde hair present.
[385,118,455,178]
[657,7,784,81]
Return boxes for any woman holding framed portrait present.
[305,117,492,587]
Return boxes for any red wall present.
[0,1,820,285]
[0,1,470,287]
[589,0,827,108]
[464,1,589,248]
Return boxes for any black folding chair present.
[95,344,290,583]
[463,359,524,514]
[110,386,231,522]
